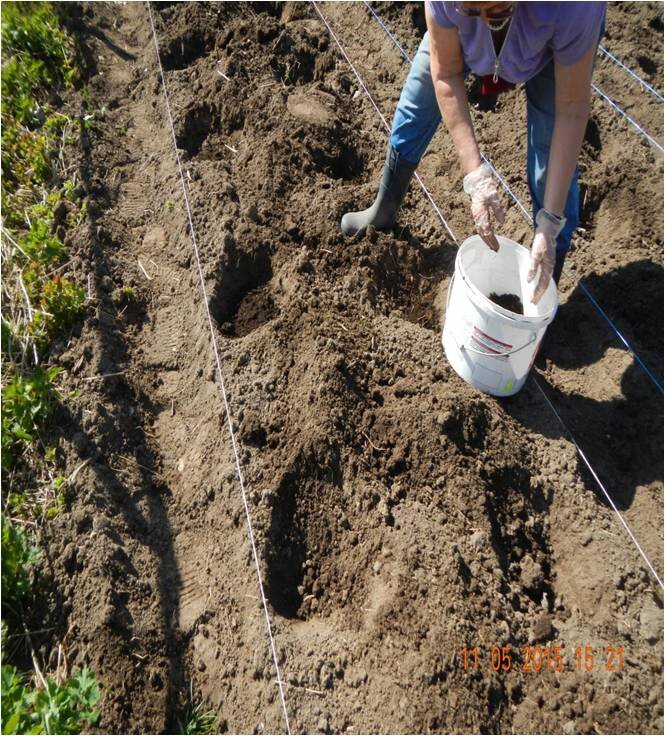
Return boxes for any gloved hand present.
[463,162,505,251]
[527,208,566,304]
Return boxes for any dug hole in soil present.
[41,2,663,733]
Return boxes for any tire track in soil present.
[50,2,663,733]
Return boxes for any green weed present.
[178,706,217,735]
[0,6,102,730]
[121,285,137,301]
[1,521,98,734]
[22,275,86,353]
[1,1,75,126]
[39,277,85,331]
[65,198,87,228]
[1,57,48,127]
[18,221,65,265]
[43,112,70,134]
[1,367,61,473]
[3,220,84,355]
[80,113,95,133]
[22,277,85,355]
[1,664,100,734]
[1,516,38,613]
[1,319,15,357]
[1,124,53,194]
[0,0,76,220]
[43,477,66,520]
[1,2,74,71]
[81,85,92,111]
[1,125,73,222]
[6,492,27,516]
[177,685,217,735]
[24,179,87,232]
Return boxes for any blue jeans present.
[390,33,578,268]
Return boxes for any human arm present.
[528,44,595,303]
[545,45,595,216]
[426,9,481,174]
[426,8,504,249]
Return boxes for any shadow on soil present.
[38,75,185,730]
[548,260,663,378]
[265,443,344,620]
[503,259,663,512]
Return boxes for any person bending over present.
[341,1,606,304]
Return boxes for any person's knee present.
[409,48,433,88]
[528,115,554,157]
[527,147,548,200]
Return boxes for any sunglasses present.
[454,3,515,20]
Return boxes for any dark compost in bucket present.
[489,292,524,315]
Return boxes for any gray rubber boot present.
[341,144,417,236]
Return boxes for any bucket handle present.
[463,331,537,358]
[445,271,455,313]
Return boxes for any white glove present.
[527,208,566,304]
[463,162,505,251]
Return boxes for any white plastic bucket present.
[442,235,558,396]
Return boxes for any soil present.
[488,293,523,315]
[35,2,662,733]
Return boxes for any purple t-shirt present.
[425,1,606,83]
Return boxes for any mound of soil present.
[40,2,662,733]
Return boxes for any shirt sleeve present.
[552,1,607,65]
[425,1,457,29]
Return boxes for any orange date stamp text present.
[460,644,625,673]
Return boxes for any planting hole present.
[209,244,277,338]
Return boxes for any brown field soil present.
[37,1,662,733]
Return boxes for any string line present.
[533,376,663,590]
[592,83,664,153]
[146,3,291,731]
[598,45,664,102]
